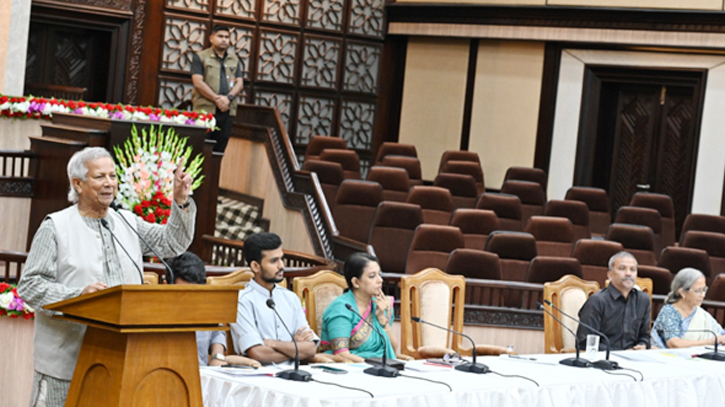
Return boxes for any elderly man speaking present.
[17,146,197,407]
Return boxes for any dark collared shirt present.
[576,284,651,350]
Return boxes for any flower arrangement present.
[0,94,216,130]
[114,125,204,224]
[0,282,34,319]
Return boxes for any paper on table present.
[202,365,278,377]
[610,351,665,363]
[405,360,456,372]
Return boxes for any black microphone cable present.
[309,378,374,398]
[599,368,637,382]
[397,373,452,392]
[100,218,144,284]
[617,367,643,381]
[487,370,540,387]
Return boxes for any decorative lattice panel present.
[162,17,206,73]
[215,0,256,20]
[339,99,375,150]
[257,30,298,84]
[296,95,335,145]
[301,36,341,89]
[158,78,195,109]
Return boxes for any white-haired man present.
[17,146,196,407]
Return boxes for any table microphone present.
[536,302,589,368]
[266,298,312,381]
[411,316,489,373]
[657,328,725,361]
[345,303,399,377]
[109,202,175,284]
[99,218,144,284]
[543,299,620,370]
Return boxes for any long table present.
[200,348,725,407]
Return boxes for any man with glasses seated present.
[651,267,725,348]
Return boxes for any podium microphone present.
[411,316,489,374]
[543,299,620,370]
[109,202,175,284]
[100,218,144,284]
[345,304,399,377]
[266,299,311,381]
[536,302,589,367]
[657,328,725,361]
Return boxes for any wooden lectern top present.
[45,284,241,333]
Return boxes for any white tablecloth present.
[200,348,725,407]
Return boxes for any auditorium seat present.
[682,231,725,278]
[405,224,465,274]
[445,248,501,280]
[407,186,455,225]
[381,155,424,186]
[544,200,591,241]
[657,247,712,283]
[629,192,676,250]
[615,206,664,257]
[368,202,424,274]
[565,186,611,237]
[433,173,478,209]
[438,150,481,173]
[525,216,576,258]
[680,214,725,245]
[484,231,538,282]
[706,273,725,302]
[366,166,410,202]
[504,166,547,191]
[605,223,657,266]
[332,180,383,243]
[571,239,625,286]
[375,142,417,164]
[636,265,673,295]
[500,180,546,226]
[304,135,347,161]
[319,149,361,180]
[450,209,500,251]
[440,160,485,195]
[476,193,523,231]
[526,257,583,284]
[301,159,344,212]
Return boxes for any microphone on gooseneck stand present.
[536,302,589,368]
[109,202,175,284]
[657,328,725,361]
[543,299,620,370]
[411,316,489,374]
[100,218,144,284]
[345,303,399,377]
[266,298,312,382]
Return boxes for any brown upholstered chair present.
[399,268,512,359]
[605,223,657,266]
[504,166,547,191]
[305,135,348,161]
[484,231,538,282]
[501,180,546,226]
[544,200,591,242]
[526,256,583,284]
[143,272,159,285]
[445,249,501,280]
[382,155,424,186]
[706,273,725,302]
[476,193,523,232]
[657,246,712,283]
[543,275,599,354]
[682,231,725,278]
[206,269,255,286]
[629,192,676,250]
[565,187,611,237]
[405,225,465,274]
[438,150,481,173]
[433,173,478,209]
[605,277,653,304]
[525,216,576,258]
[319,149,361,180]
[302,159,345,212]
[440,160,485,195]
[406,186,455,225]
[571,239,624,286]
[615,206,664,256]
[365,166,411,202]
[368,202,424,273]
[636,265,673,295]
[680,214,725,245]
[332,180,383,243]
[375,142,417,164]
[450,209,501,251]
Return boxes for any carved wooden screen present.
[155,0,384,170]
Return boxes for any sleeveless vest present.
[192,47,240,117]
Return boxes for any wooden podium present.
[44,285,240,407]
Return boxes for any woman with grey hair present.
[651,268,725,348]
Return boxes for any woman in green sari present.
[320,253,397,361]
